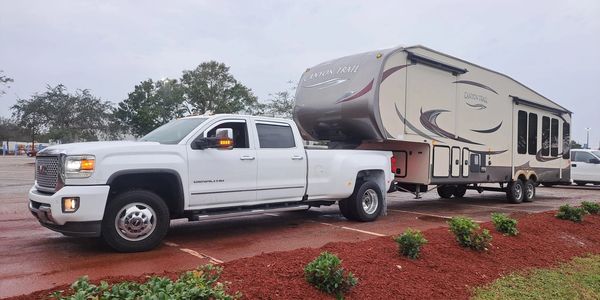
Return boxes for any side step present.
[186,202,311,222]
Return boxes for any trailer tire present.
[101,190,169,252]
[506,179,525,204]
[344,181,383,222]
[437,185,454,199]
[524,179,536,202]
[453,185,467,198]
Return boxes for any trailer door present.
[451,147,460,177]
[433,146,450,178]
[462,148,470,177]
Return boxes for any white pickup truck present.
[29,114,394,252]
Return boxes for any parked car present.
[571,149,600,186]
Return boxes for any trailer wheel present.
[506,180,524,204]
[453,185,467,198]
[437,185,454,199]
[101,190,170,252]
[523,179,536,202]
[343,181,383,222]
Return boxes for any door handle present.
[291,155,304,160]
[240,156,255,161]
[572,163,577,167]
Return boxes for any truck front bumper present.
[28,185,110,237]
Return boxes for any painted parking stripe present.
[163,241,179,247]
[179,248,224,264]
[316,221,386,237]
[388,209,484,223]
[457,203,532,212]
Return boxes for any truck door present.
[254,121,307,203]
[187,118,258,208]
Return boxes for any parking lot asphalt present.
[1,156,599,298]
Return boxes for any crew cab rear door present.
[253,120,307,203]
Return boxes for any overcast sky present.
[1,0,599,145]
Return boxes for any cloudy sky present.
[1,0,599,145]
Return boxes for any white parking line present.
[458,203,531,212]
[316,221,386,237]
[388,209,452,220]
[179,248,223,264]
[163,241,179,247]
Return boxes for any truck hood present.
[38,141,162,156]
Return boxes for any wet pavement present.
[1,156,599,298]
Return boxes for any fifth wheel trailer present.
[294,45,572,203]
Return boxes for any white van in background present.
[571,149,600,186]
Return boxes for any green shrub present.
[581,201,600,214]
[556,204,586,223]
[49,264,239,300]
[304,252,357,299]
[394,228,428,259]
[448,216,492,251]
[491,213,519,236]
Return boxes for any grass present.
[473,255,600,300]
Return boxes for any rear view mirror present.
[192,136,234,150]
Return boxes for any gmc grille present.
[36,156,60,190]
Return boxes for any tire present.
[506,179,525,204]
[343,181,383,222]
[437,185,454,199]
[101,190,170,252]
[575,181,587,186]
[523,179,536,202]
[453,185,467,198]
[338,199,356,220]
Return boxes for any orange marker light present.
[80,159,95,171]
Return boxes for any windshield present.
[593,151,600,158]
[140,118,208,144]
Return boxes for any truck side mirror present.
[192,136,234,150]
[590,158,600,164]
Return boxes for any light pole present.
[585,127,591,149]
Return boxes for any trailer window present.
[256,124,296,148]
[517,111,527,154]
[562,122,570,159]
[551,118,559,157]
[528,113,538,155]
[541,116,550,156]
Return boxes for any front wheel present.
[342,181,383,222]
[506,179,525,204]
[101,190,170,252]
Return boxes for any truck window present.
[256,123,295,148]
[206,121,249,148]
[517,111,527,154]
[575,152,595,163]
[541,116,550,156]
[551,118,559,157]
[528,113,538,155]
[563,122,570,159]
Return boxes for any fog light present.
[62,197,80,213]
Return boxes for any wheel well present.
[517,174,527,182]
[356,169,385,193]
[107,171,184,218]
[528,174,538,183]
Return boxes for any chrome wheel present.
[115,202,157,242]
[514,183,523,201]
[525,184,534,199]
[362,189,379,215]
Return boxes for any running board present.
[186,202,311,222]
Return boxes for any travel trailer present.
[294,45,572,203]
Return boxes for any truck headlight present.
[64,155,95,178]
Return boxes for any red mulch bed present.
[10,212,600,300]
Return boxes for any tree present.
[115,78,186,137]
[571,140,582,149]
[11,85,117,143]
[180,61,257,115]
[0,70,14,96]
[251,82,296,119]
[0,117,30,145]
